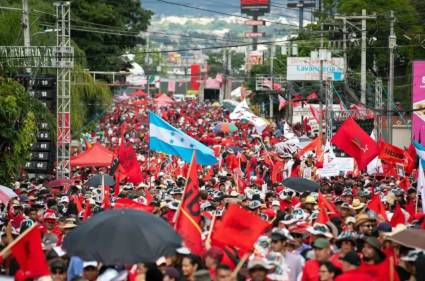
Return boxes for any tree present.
[206,50,246,77]
[70,0,153,71]
[336,0,421,109]
[0,78,50,184]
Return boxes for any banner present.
[190,64,201,91]
[412,61,425,144]
[378,141,405,164]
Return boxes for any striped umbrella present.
[0,185,18,203]
[213,122,238,134]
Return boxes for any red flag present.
[306,91,318,101]
[118,142,143,184]
[114,164,128,197]
[404,144,416,174]
[83,200,92,221]
[175,153,203,255]
[83,137,92,150]
[318,192,339,216]
[212,204,269,252]
[271,161,284,184]
[278,94,287,111]
[7,225,50,280]
[102,186,111,209]
[309,105,323,123]
[114,198,155,213]
[367,195,388,221]
[71,195,83,214]
[331,118,379,170]
[119,121,128,139]
[390,204,405,227]
[378,141,405,164]
[296,136,322,159]
[317,206,329,224]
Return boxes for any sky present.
[141,0,241,16]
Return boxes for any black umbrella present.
[85,174,115,187]
[282,177,320,192]
[62,209,182,265]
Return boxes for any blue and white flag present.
[149,111,217,166]
[412,141,425,211]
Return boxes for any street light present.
[31,29,59,39]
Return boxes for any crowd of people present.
[1,94,425,281]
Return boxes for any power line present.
[154,0,301,28]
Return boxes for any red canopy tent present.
[129,90,148,97]
[133,99,148,106]
[71,143,113,167]
[154,93,175,106]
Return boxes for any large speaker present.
[15,75,56,177]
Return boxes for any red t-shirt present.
[335,269,374,281]
[301,259,320,281]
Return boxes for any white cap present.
[176,247,191,255]
[83,261,98,268]
[60,196,69,203]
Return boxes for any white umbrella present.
[0,185,18,203]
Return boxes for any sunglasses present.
[362,224,373,228]
[51,267,65,274]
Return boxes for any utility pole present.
[375,77,383,139]
[361,9,367,104]
[297,1,304,32]
[22,0,31,73]
[269,45,275,119]
[318,23,324,139]
[252,15,258,50]
[335,11,376,104]
[342,18,347,86]
[325,78,333,143]
[388,10,396,144]
[22,0,30,47]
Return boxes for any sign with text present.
[245,19,266,26]
[240,0,270,15]
[245,32,265,38]
[412,61,425,144]
[287,57,345,81]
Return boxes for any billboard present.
[287,57,344,81]
[240,0,270,15]
[412,61,425,143]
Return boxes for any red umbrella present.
[134,99,148,106]
[129,90,147,97]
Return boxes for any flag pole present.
[173,151,197,227]
[148,149,151,189]
[231,253,249,279]
[0,223,39,261]
[258,136,274,165]
[205,211,217,249]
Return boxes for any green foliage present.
[71,68,112,136]
[337,0,421,108]
[135,42,168,75]
[206,50,246,77]
[70,0,153,71]
[0,78,46,184]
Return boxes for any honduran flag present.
[149,111,217,166]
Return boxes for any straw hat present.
[351,199,365,210]
[355,213,374,227]
[304,195,317,204]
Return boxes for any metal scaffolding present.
[55,1,73,179]
[325,78,333,143]
[375,78,384,139]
